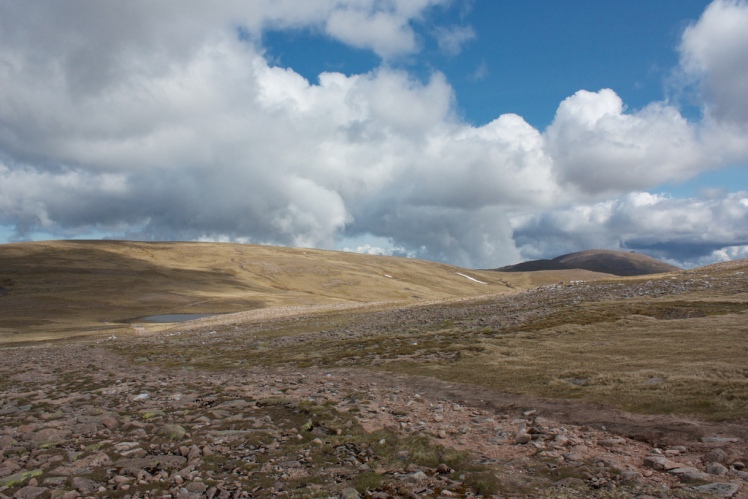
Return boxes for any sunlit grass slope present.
[1,239,560,342]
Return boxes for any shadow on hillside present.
[0,242,266,332]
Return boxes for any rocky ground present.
[1,261,747,498]
[1,343,746,498]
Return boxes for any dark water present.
[137,313,216,323]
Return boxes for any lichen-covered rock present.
[0,470,42,488]
[12,485,48,499]
[71,476,101,494]
[32,429,70,446]
[340,487,360,499]
[693,482,741,498]
[156,424,187,440]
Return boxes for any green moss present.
[142,409,166,419]
[156,424,187,440]
[0,469,43,487]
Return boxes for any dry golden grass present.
[402,309,748,420]
[0,240,538,343]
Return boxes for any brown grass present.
[398,310,748,419]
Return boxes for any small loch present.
[136,313,217,323]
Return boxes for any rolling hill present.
[0,240,525,342]
[493,249,680,276]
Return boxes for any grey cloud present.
[512,192,748,266]
[0,164,134,237]
[621,241,748,265]
[349,202,521,268]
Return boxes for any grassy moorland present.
[112,258,748,421]
[2,240,747,421]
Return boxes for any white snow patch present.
[384,274,393,278]
[456,272,487,284]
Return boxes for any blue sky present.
[264,1,710,128]
[0,0,747,268]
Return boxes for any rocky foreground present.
[1,340,747,499]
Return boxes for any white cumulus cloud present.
[546,89,708,195]
[680,0,748,124]
[0,0,747,269]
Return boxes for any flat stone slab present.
[692,482,741,497]
[644,455,684,471]
[13,485,48,499]
[680,471,713,483]
[216,399,252,409]
[669,466,702,475]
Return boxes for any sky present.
[0,0,747,269]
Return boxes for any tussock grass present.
[515,299,748,333]
[392,310,748,419]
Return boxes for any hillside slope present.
[0,240,521,341]
[494,249,680,276]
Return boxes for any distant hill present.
[493,249,680,277]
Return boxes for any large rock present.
[89,451,111,467]
[643,455,681,471]
[705,448,729,464]
[12,486,47,499]
[670,468,712,483]
[32,428,71,446]
[406,471,428,483]
[692,483,741,498]
[730,469,748,481]
[340,487,360,499]
[707,462,729,476]
[185,481,208,494]
[514,430,532,445]
[71,476,101,494]
[156,424,187,440]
